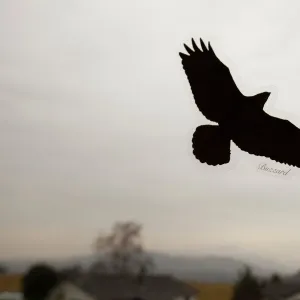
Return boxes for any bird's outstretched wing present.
[179,38,245,123]
[232,112,300,167]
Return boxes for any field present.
[188,282,233,300]
[0,275,22,292]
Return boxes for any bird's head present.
[254,91,271,109]
[260,91,271,101]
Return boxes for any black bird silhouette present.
[179,38,300,167]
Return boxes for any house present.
[0,292,22,300]
[263,281,300,300]
[47,273,199,300]
[47,281,95,300]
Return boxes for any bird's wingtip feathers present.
[191,38,200,51]
[179,52,189,59]
[179,38,216,59]
[183,43,194,55]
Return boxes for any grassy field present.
[0,274,22,292]
[188,282,233,300]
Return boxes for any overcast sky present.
[1,0,300,269]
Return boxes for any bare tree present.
[88,260,108,275]
[60,264,83,280]
[91,221,154,275]
[0,264,8,274]
[269,273,282,284]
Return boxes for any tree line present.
[231,266,282,300]
[2,220,285,300]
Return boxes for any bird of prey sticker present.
[179,38,300,168]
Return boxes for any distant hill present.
[2,251,289,283]
[150,252,286,282]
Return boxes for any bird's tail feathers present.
[192,125,231,166]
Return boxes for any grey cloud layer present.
[1,0,300,268]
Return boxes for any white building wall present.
[0,292,22,300]
[47,282,95,300]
